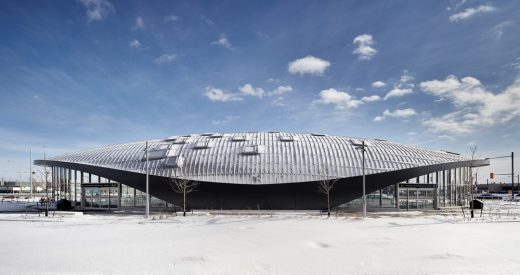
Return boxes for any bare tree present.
[169,168,199,217]
[318,167,338,217]
[318,179,337,217]
[33,165,52,216]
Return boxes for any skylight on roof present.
[173,137,188,144]
[142,148,169,161]
[279,135,294,142]
[164,136,178,142]
[193,141,209,149]
[164,156,184,168]
[232,136,246,142]
[242,145,258,155]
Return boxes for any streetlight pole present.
[30,148,33,199]
[511,152,514,200]
[362,140,366,218]
[353,140,367,218]
[145,141,150,219]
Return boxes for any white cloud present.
[212,115,240,125]
[288,55,330,76]
[374,108,417,122]
[400,73,414,84]
[164,15,179,23]
[361,95,381,102]
[353,34,377,60]
[492,21,513,41]
[211,34,232,49]
[438,135,456,141]
[153,54,176,65]
[420,75,491,106]
[268,86,293,96]
[383,71,415,100]
[201,15,215,25]
[204,86,242,102]
[132,16,145,30]
[239,84,265,98]
[449,5,496,22]
[371,81,386,88]
[314,88,363,109]
[272,97,286,107]
[129,39,142,49]
[239,84,293,98]
[384,87,413,100]
[420,75,520,135]
[79,0,114,22]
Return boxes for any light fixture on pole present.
[145,141,150,219]
[353,140,368,218]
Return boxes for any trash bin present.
[56,199,72,210]
[469,199,484,209]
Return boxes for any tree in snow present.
[317,166,338,217]
[169,168,199,217]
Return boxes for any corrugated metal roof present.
[48,132,467,184]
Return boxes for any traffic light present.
[490,172,494,179]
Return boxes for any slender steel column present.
[29,148,32,199]
[443,170,446,207]
[75,170,77,202]
[511,152,515,201]
[395,183,400,210]
[145,141,150,219]
[454,168,457,205]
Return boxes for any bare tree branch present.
[317,166,338,217]
[169,167,199,216]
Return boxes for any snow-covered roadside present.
[1,212,519,275]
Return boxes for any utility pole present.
[30,148,33,199]
[145,141,150,219]
[511,152,514,200]
[362,140,366,218]
[353,140,367,218]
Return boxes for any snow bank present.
[1,212,519,274]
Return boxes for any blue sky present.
[1,0,519,182]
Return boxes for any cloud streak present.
[374,108,416,122]
[79,0,114,22]
[204,86,243,102]
[449,5,496,22]
[211,34,233,49]
[154,54,176,65]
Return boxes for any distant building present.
[34,132,489,211]
[0,181,32,194]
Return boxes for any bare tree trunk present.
[327,193,330,217]
[183,190,186,217]
[169,167,199,218]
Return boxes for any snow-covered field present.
[1,206,520,275]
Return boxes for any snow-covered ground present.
[1,206,520,275]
